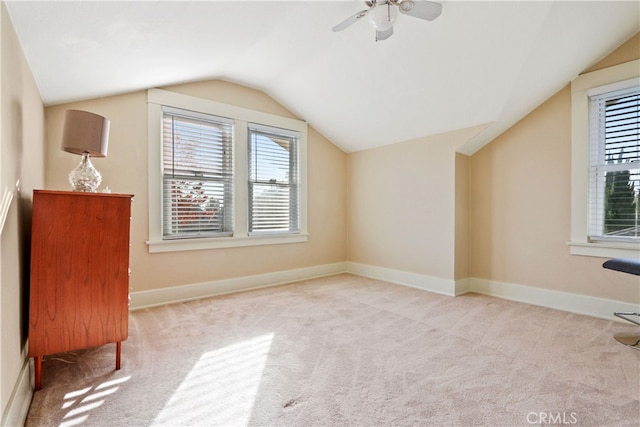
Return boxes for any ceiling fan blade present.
[398,0,442,21]
[332,9,369,32]
[376,27,394,41]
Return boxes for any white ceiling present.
[5,1,639,154]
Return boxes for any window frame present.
[588,86,639,243]
[161,106,235,240]
[570,59,640,257]
[247,123,301,235]
[147,89,308,253]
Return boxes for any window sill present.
[567,240,640,259]
[147,233,309,253]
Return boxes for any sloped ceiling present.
[5,1,639,154]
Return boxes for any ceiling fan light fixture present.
[368,2,398,31]
[332,0,442,40]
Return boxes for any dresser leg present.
[116,341,121,370]
[34,356,42,391]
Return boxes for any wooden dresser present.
[28,190,133,390]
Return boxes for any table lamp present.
[61,109,110,192]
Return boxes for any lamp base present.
[69,152,102,192]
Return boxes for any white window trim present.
[147,88,308,253]
[569,59,640,258]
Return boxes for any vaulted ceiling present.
[5,1,639,154]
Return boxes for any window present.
[147,89,308,253]
[570,59,640,257]
[162,107,234,239]
[248,124,300,234]
[589,87,639,242]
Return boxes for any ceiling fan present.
[332,0,442,41]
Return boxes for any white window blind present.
[589,86,639,241]
[248,124,299,234]
[162,107,234,239]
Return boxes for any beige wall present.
[454,153,469,280]
[0,1,44,421]
[44,80,347,293]
[347,125,485,281]
[584,33,639,73]
[469,33,640,304]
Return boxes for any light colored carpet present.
[25,273,640,426]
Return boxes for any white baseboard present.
[469,277,640,322]
[130,260,638,320]
[130,262,348,310]
[346,262,458,296]
[345,262,638,322]
[1,358,32,427]
[454,277,474,296]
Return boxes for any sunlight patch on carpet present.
[152,333,274,426]
[59,376,131,427]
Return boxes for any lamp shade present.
[61,109,110,157]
